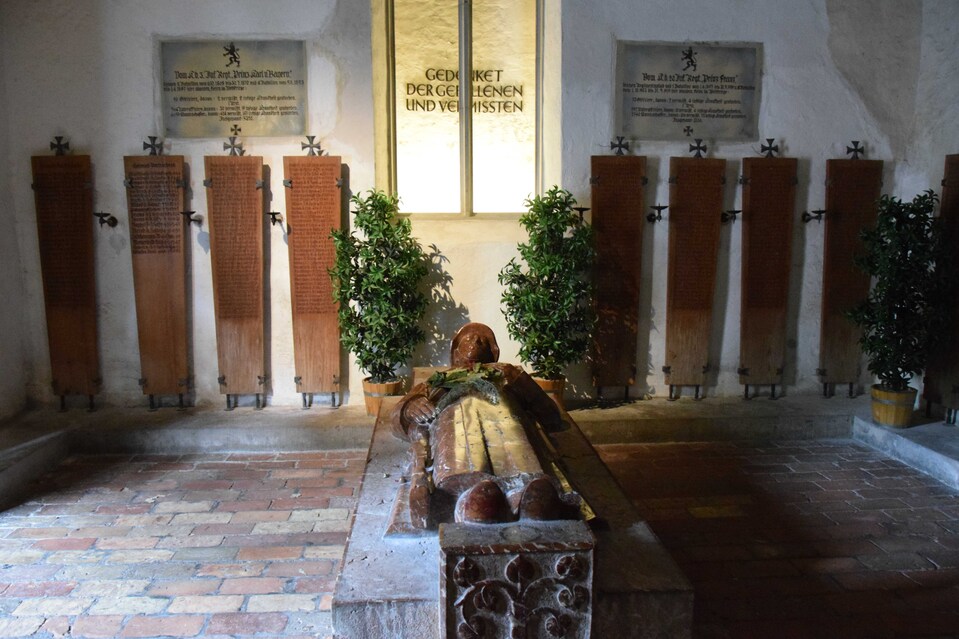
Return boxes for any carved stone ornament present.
[443,531,593,639]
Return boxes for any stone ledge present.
[853,416,959,490]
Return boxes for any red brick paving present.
[0,451,364,638]
[597,439,959,638]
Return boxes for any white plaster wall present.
[1,0,374,409]
[560,0,959,399]
[0,15,28,419]
[2,1,955,411]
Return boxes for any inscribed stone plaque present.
[283,156,341,394]
[819,159,883,385]
[665,158,726,386]
[739,157,797,385]
[124,155,190,396]
[161,40,306,138]
[31,155,100,396]
[590,155,646,388]
[205,156,265,395]
[923,154,959,410]
[616,42,761,141]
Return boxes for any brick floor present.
[597,439,959,638]
[0,451,364,638]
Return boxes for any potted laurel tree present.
[498,186,595,408]
[330,190,430,416]
[848,190,949,427]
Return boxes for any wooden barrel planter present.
[534,376,566,410]
[870,384,917,428]
[362,378,403,417]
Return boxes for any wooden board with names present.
[124,156,190,397]
[923,154,959,411]
[819,159,883,385]
[664,158,726,386]
[739,157,797,385]
[283,156,342,395]
[590,155,646,388]
[205,156,265,396]
[31,155,100,396]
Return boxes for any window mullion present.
[458,0,473,216]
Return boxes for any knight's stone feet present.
[455,479,511,524]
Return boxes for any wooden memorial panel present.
[819,159,883,385]
[283,156,341,394]
[923,154,959,410]
[204,156,265,396]
[31,155,100,397]
[665,158,726,386]
[124,155,189,396]
[590,155,646,388]
[739,157,797,385]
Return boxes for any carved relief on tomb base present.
[440,521,594,639]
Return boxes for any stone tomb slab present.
[204,156,265,396]
[31,155,100,397]
[124,155,190,397]
[333,397,693,638]
[283,155,341,395]
[591,155,646,388]
[819,159,882,385]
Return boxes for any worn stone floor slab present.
[598,438,959,638]
[0,450,365,638]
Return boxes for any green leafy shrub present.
[498,186,595,379]
[330,190,430,383]
[848,190,950,391]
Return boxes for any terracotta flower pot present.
[533,376,566,409]
[362,378,403,417]
[870,384,917,428]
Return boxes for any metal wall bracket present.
[181,211,201,226]
[94,211,118,228]
[662,366,671,374]
[217,375,226,386]
[647,204,667,223]
[268,211,283,226]
[283,179,293,189]
[255,179,265,190]
[722,209,740,224]
[802,209,826,224]
[738,175,750,186]
[203,178,213,188]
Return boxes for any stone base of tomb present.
[332,397,693,638]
